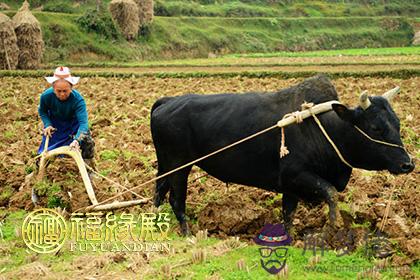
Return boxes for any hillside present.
[2,10,416,63]
[0,0,417,63]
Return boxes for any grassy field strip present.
[68,65,420,74]
[48,61,420,69]
[43,51,420,69]
[228,46,420,58]
[1,68,420,79]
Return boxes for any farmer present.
[37,66,95,168]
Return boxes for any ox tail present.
[150,97,174,207]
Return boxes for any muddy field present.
[0,75,419,278]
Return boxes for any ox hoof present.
[180,222,191,236]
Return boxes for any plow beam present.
[83,199,150,212]
[43,146,99,205]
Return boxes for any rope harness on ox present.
[76,98,405,212]
[279,102,406,169]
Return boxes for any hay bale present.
[0,12,18,70]
[134,0,154,26]
[0,2,10,10]
[109,0,139,40]
[413,31,420,46]
[12,1,44,69]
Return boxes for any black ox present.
[150,75,414,235]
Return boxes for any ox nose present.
[400,161,415,173]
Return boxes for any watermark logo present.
[301,228,394,259]
[254,224,291,275]
[21,208,68,254]
[21,209,172,254]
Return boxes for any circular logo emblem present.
[21,208,68,254]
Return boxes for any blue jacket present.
[38,87,89,140]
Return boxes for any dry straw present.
[0,12,18,70]
[413,31,420,45]
[0,3,10,11]
[12,0,44,69]
[134,0,154,26]
[109,0,140,40]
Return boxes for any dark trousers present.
[78,133,95,160]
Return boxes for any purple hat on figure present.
[254,224,292,247]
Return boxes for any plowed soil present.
[0,76,418,266]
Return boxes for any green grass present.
[2,0,419,18]
[0,209,418,279]
[0,186,14,206]
[99,149,120,161]
[153,0,420,18]
[33,180,69,208]
[229,46,420,58]
[3,130,15,139]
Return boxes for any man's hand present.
[69,140,80,151]
[43,126,56,137]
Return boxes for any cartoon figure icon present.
[364,230,394,259]
[254,224,292,275]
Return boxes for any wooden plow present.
[36,140,150,212]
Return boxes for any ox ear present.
[332,104,356,123]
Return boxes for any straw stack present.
[12,1,44,69]
[413,31,420,45]
[109,0,140,40]
[134,0,154,26]
[0,12,18,70]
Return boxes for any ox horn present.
[382,86,400,102]
[359,91,371,110]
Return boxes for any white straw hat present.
[45,66,80,85]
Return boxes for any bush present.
[76,8,121,40]
[154,0,171,16]
[43,1,76,13]
[27,0,47,8]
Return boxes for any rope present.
[279,102,313,158]
[75,123,280,212]
[84,164,148,200]
[310,110,354,169]
[354,126,405,150]
[309,110,405,169]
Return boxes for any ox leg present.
[282,193,299,237]
[168,168,192,236]
[295,172,343,229]
[153,151,171,207]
